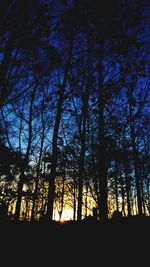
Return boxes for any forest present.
[0,0,149,226]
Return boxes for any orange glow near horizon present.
[53,208,73,222]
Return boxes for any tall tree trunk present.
[77,141,85,221]
[85,183,88,217]
[119,164,125,216]
[31,127,45,221]
[14,85,37,221]
[73,167,76,221]
[59,172,65,221]
[129,103,142,215]
[115,163,119,212]
[47,37,73,221]
[141,179,146,215]
[124,162,131,216]
[90,135,99,215]
[14,170,24,221]
[25,197,30,221]
[123,141,131,216]
[146,178,150,215]
[98,47,108,221]
[140,165,146,216]
[77,85,89,221]
[0,36,13,108]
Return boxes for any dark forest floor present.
[0,216,149,265]
[1,215,149,236]
[1,216,149,245]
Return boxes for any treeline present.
[0,0,149,222]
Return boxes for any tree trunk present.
[73,168,76,221]
[0,36,13,108]
[14,171,25,221]
[119,164,125,216]
[58,172,65,221]
[77,80,89,220]
[98,47,108,221]
[129,104,142,215]
[47,37,73,220]
[14,85,37,220]
[77,144,85,221]
[124,160,131,216]
[115,163,119,212]
[31,127,45,221]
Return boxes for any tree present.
[46,8,75,219]
[0,0,52,108]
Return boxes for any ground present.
[0,216,149,264]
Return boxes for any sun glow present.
[54,208,73,222]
